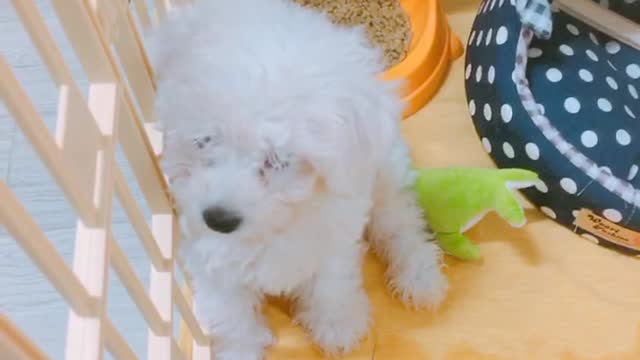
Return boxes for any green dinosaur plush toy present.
[414,167,539,261]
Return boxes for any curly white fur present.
[147,1,447,358]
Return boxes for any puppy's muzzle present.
[202,206,243,234]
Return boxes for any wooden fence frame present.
[0,0,210,358]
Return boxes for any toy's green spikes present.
[414,167,539,260]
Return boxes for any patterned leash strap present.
[515,0,554,39]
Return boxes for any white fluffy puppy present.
[148,0,447,358]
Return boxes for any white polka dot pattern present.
[628,165,639,181]
[484,103,492,120]
[488,66,496,84]
[560,178,578,194]
[528,48,543,58]
[616,129,631,146]
[535,180,548,193]
[485,28,493,46]
[546,68,562,82]
[482,138,492,153]
[525,142,540,160]
[597,98,612,112]
[605,41,621,54]
[501,104,513,123]
[566,23,579,36]
[540,206,557,219]
[564,97,581,113]
[502,142,515,158]
[627,64,640,79]
[496,26,508,45]
[603,209,623,223]
[581,234,599,244]
[579,69,593,82]
[581,130,598,148]
[559,44,574,56]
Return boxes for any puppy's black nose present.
[202,207,242,234]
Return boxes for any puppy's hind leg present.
[368,143,448,308]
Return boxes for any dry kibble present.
[292,0,412,69]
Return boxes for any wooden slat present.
[177,283,212,360]
[92,0,156,121]
[0,182,96,316]
[110,237,171,336]
[155,0,169,22]
[117,103,173,213]
[0,315,50,360]
[172,278,208,345]
[48,0,114,82]
[147,214,175,360]
[132,0,153,30]
[65,83,120,360]
[104,319,138,360]
[171,338,187,360]
[113,166,171,271]
[55,84,101,192]
[50,0,173,214]
[0,57,98,224]
[10,0,75,85]
[126,8,157,90]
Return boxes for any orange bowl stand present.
[383,0,464,118]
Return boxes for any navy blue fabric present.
[464,0,640,255]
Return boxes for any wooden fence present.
[0,0,210,358]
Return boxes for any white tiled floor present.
[0,1,158,358]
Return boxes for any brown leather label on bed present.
[574,209,640,251]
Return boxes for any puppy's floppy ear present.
[293,113,356,195]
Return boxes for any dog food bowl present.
[383,0,463,118]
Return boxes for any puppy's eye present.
[264,152,290,171]
[194,136,212,149]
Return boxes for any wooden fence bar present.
[0,183,97,316]
[9,0,75,85]
[104,318,138,360]
[51,0,172,213]
[132,0,153,30]
[172,278,208,345]
[0,316,50,360]
[113,166,171,271]
[0,58,98,224]
[110,238,170,336]
[92,0,156,121]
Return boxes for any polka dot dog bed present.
[465,0,640,256]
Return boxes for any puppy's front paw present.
[298,291,370,355]
[389,241,448,308]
